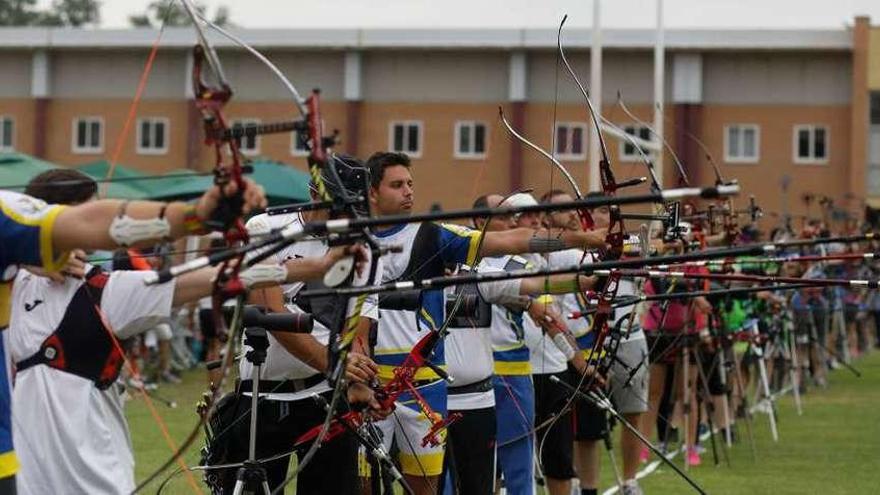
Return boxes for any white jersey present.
[241,212,379,401]
[522,252,569,374]
[9,267,174,495]
[481,256,533,376]
[373,222,481,381]
[445,263,522,410]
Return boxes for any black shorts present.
[566,366,608,441]
[533,372,576,480]
[199,308,218,339]
[646,333,685,365]
[698,349,727,396]
[217,389,359,495]
[443,406,496,495]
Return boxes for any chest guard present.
[502,256,528,340]
[16,268,125,390]
[448,265,492,329]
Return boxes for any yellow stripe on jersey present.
[399,451,445,476]
[419,308,438,330]
[38,205,68,272]
[494,361,532,375]
[0,451,19,479]
[0,283,10,329]
[0,200,68,272]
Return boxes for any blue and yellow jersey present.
[476,255,533,376]
[568,291,604,360]
[0,191,67,478]
[491,308,531,376]
[374,222,482,381]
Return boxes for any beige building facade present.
[1,19,880,226]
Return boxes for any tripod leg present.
[750,322,779,442]
[730,347,759,462]
[693,345,729,467]
[787,323,804,416]
[715,348,734,447]
[681,344,691,471]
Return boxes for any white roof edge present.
[0,27,853,51]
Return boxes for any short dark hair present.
[25,169,97,205]
[540,189,571,204]
[366,151,411,189]
[471,194,491,228]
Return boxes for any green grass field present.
[128,351,880,494]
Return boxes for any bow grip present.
[205,191,245,232]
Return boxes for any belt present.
[238,374,325,395]
[447,376,493,395]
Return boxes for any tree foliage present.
[0,0,100,26]
[129,1,231,28]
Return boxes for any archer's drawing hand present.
[196,177,268,221]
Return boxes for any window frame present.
[71,116,104,154]
[135,117,170,155]
[290,129,310,157]
[792,124,830,165]
[0,115,15,152]
[230,118,262,156]
[388,120,424,158]
[618,124,653,163]
[453,120,488,160]
[553,121,588,161]
[723,123,761,164]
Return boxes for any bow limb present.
[600,115,663,195]
[133,3,251,491]
[616,94,691,187]
[547,15,625,430]
[498,107,584,200]
[183,4,308,117]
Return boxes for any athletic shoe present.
[160,370,182,384]
[622,480,644,495]
[686,447,702,466]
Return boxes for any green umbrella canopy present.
[0,152,60,188]
[149,160,311,206]
[75,160,150,200]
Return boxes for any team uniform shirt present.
[240,212,380,401]
[445,264,522,410]
[372,222,481,477]
[522,252,568,375]
[483,255,532,376]
[373,222,482,381]
[0,191,67,479]
[9,266,174,495]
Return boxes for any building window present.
[136,117,169,155]
[230,119,261,156]
[390,121,422,157]
[793,125,829,164]
[554,122,587,160]
[724,124,760,163]
[619,125,652,162]
[291,131,309,156]
[0,116,14,151]
[454,121,487,159]
[72,117,103,154]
